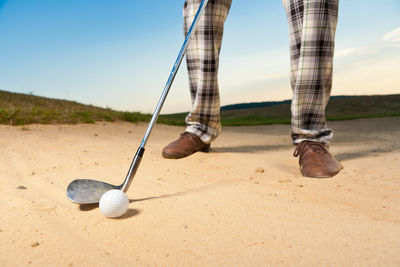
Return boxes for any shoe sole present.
[162,145,210,159]
[301,165,343,178]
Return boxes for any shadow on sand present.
[131,178,237,203]
[335,146,398,162]
[75,179,235,219]
[211,144,291,153]
[78,203,141,219]
[115,208,140,219]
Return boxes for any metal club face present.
[66,147,144,205]
[67,179,119,204]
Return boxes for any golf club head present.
[66,147,144,205]
[67,179,119,204]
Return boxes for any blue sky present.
[0,0,399,113]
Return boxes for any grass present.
[161,94,400,126]
[0,90,151,125]
[1,90,399,126]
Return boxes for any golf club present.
[67,0,209,204]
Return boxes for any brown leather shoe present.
[162,132,210,159]
[293,141,343,178]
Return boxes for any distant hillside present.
[160,94,400,126]
[220,100,291,111]
[1,90,399,126]
[220,95,350,111]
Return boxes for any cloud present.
[382,27,400,43]
[334,27,400,97]
[335,47,368,57]
[336,27,400,58]
[334,51,400,96]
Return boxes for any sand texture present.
[1,117,399,266]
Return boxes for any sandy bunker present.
[0,117,399,266]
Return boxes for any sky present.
[0,0,399,114]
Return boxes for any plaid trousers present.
[183,0,339,145]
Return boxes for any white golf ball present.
[99,189,129,218]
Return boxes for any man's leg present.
[283,0,342,177]
[162,0,232,159]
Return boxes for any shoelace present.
[293,141,328,165]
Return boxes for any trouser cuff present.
[291,128,333,145]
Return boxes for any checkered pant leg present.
[183,0,232,144]
[283,0,339,144]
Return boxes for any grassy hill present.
[0,90,151,125]
[160,94,400,126]
[1,90,399,126]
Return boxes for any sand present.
[0,117,399,266]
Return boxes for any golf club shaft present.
[140,0,208,148]
[121,146,144,192]
[121,0,208,192]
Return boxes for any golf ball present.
[99,189,129,218]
